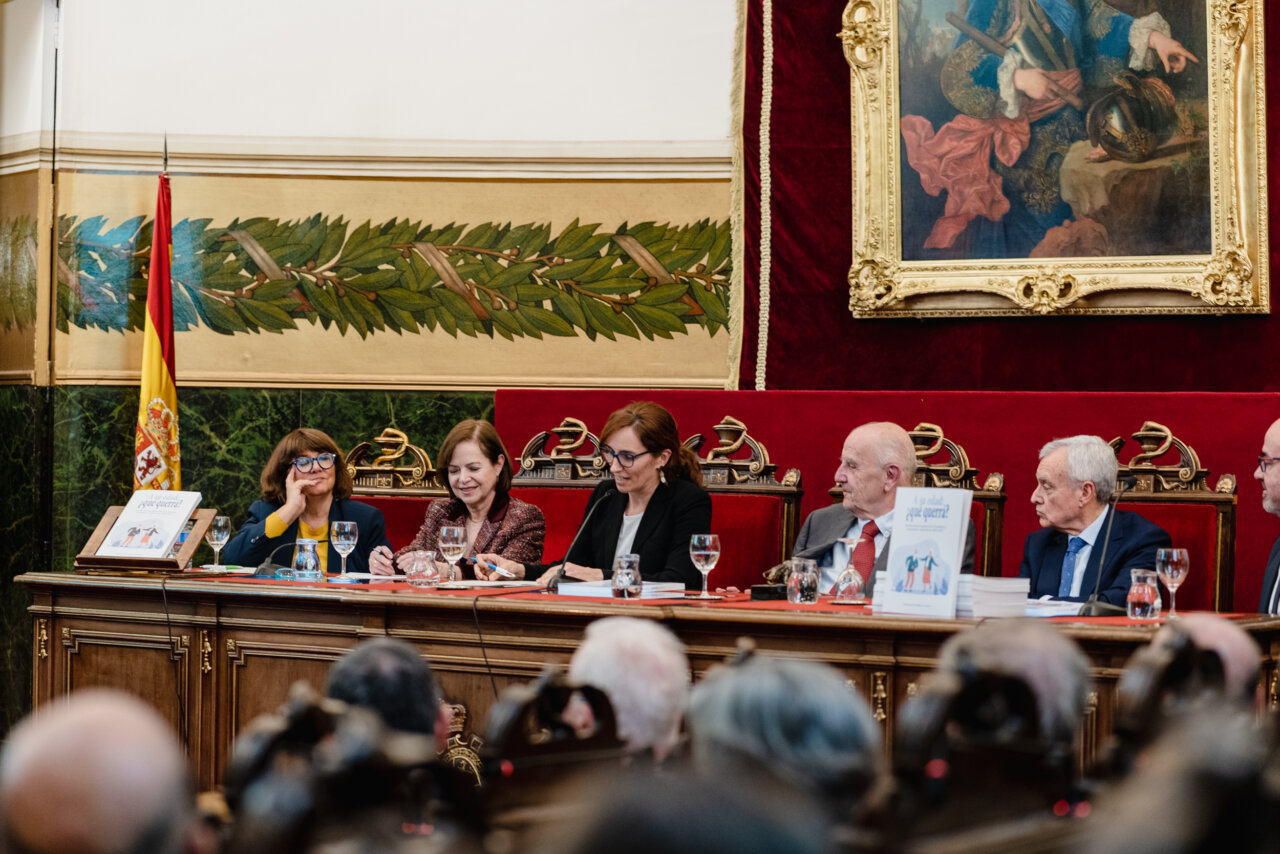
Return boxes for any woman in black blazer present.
[477,401,711,589]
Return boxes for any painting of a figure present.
[898,0,1209,261]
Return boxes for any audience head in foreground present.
[548,769,826,854]
[687,653,882,820]
[0,689,213,854]
[1152,613,1262,708]
[1019,434,1170,604]
[326,637,449,751]
[935,618,1090,751]
[566,617,689,762]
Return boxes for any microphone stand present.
[1077,475,1139,617]
[254,540,300,576]
[547,487,617,593]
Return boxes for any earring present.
[660,468,667,485]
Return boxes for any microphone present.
[547,487,618,593]
[1078,474,1139,617]
[254,540,299,576]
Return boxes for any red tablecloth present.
[203,576,1249,627]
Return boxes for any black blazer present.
[565,478,712,590]
[223,497,391,574]
[1018,508,1170,606]
[1257,535,1280,613]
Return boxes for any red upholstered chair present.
[827,423,1007,577]
[345,428,445,550]
[683,415,802,590]
[1109,422,1237,612]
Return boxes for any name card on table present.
[879,487,972,619]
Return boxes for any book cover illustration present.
[880,487,972,618]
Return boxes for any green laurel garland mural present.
[56,214,732,342]
[0,216,38,331]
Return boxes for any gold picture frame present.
[839,0,1267,316]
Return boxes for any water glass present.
[1155,548,1190,618]
[405,550,439,588]
[1126,568,1162,620]
[331,520,358,577]
[292,538,322,582]
[438,526,466,581]
[833,564,865,602]
[205,515,230,567]
[786,558,820,605]
[689,533,721,599]
[611,553,642,599]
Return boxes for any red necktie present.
[832,520,879,594]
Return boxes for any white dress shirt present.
[1064,507,1110,598]
[824,510,894,593]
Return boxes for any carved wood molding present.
[347,427,443,496]
[516,417,608,483]
[685,414,802,492]
[1110,420,1236,495]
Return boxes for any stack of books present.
[557,580,687,599]
[955,576,1031,619]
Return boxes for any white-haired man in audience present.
[565,616,690,762]
[0,689,215,854]
[1020,434,1170,605]
[793,421,975,595]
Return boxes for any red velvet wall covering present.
[738,1,1278,391]
[496,389,1279,613]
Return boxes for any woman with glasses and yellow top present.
[223,428,392,575]
[476,401,711,590]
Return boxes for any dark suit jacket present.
[1018,508,1170,606]
[793,503,976,596]
[223,497,391,574]
[564,478,712,590]
[1257,535,1280,613]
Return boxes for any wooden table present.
[20,571,1280,790]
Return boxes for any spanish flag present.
[133,174,181,490]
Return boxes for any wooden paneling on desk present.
[20,572,1280,789]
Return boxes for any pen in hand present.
[469,556,515,578]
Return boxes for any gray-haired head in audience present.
[687,655,882,819]
[568,616,690,761]
[0,689,214,854]
[936,618,1090,747]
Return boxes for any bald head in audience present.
[1153,613,1262,707]
[936,619,1091,747]
[0,689,212,854]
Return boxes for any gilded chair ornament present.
[516,418,607,482]
[346,428,437,495]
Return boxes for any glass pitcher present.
[292,538,322,582]
[1126,568,1161,620]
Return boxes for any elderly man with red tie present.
[792,421,975,596]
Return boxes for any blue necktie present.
[1057,536,1085,599]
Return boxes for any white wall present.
[54,0,735,147]
[0,0,49,146]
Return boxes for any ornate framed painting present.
[839,0,1267,316]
